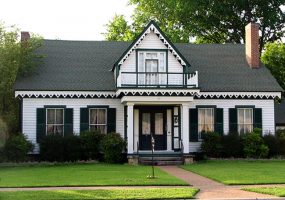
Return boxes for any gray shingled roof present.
[275,100,285,125]
[14,39,282,92]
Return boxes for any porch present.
[122,96,194,164]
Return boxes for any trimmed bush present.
[4,133,34,162]
[64,135,82,161]
[101,133,126,163]
[40,135,65,162]
[242,128,269,158]
[201,132,222,157]
[276,129,285,156]
[263,134,279,157]
[80,131,105,160]
[220,133,243,158]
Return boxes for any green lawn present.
[0,163,187,187]
[0,188,198,200]
[243,187,285,197]
[181,160,285,185]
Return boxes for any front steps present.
[138,152,184,165]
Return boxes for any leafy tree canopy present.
[261,42,285,90]
[105,0,285,50]
[0,22,42,133]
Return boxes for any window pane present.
[47,125,54,134]
[90,109,97,124]
[90,125,106,133]
[238,109,244,124]
[245,109,253,124]
[138,53,144,72]
[155,113,163,135]
[56,109,63,124]
[145,59,158,72]
[97,109,106,124]
[146,53,157,59]
[47,109,55,124]
[198,109,205,124]
[54,125,63,135]
[142,113,151,135]
[159,53,165,72]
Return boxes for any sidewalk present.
[159,166,279,199]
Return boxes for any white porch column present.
[182,103,190,154]
[127,103,134,154]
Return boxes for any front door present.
[139,108,166,150]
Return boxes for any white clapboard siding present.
[188,99,275,152]
[22,98,124,152]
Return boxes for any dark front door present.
[139,108,166,150]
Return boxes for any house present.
[15,21,282,164]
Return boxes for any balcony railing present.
[117,71,198,88]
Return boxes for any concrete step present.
[139,159,183,166]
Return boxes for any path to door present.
[159,166,279,199]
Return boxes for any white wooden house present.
[15,21,282,163]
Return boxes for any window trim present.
[197,107,215,141]
[89,108,107,134]
[237,108,253,134]
[46,108,65,136]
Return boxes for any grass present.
[181,160,285,185]
[0,163,187,187]
[243,187,285,197]
[0,188,199,200]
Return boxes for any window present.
[89,108,107,133]
[238,108,253,134]
[46,108,64,136]
[198,108,214,140]
[138,51,166,85]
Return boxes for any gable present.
[113,21,190,71]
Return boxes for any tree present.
[0,22,42,133]
[105,0,285,51]
[261,42,285,90]
[104,15,135,41]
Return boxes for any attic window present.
[138,51,166,85]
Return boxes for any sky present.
[0,0,134,41]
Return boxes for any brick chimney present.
[245,22,260,68]
[21,31,30,42]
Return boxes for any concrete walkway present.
[159,166,280,199]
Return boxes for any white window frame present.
[89,108,107,134]
[198,108,214,140]
[237,108,253,134]
[46,108,65,136]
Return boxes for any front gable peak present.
[113,21,190,70]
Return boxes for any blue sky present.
[0,0,134,40]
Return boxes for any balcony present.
[116,71,198,88]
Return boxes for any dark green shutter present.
[124,106,127,141]
[189,109,198,142]
[36,108,46,143]
[80,108,89,132]
[229,108,238,133]
[64,108,73,137]
[107,108,116,133]
[215,108,223,135]
[254,108,262,129]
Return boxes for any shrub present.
[101,133,126,163]
[4,133,34,162]
[80,131,105,160]
[242,128,269,158]
[40,135,65,162]
[201,132,222,157]
[220,133,243,158]
[263,134,279,157]
[63,135,82,161]
[276,129,285,156]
